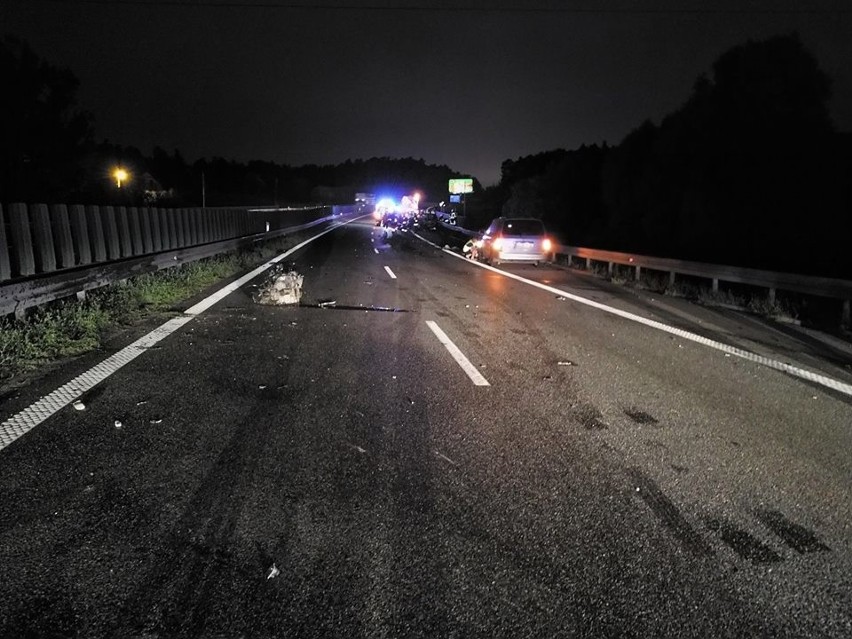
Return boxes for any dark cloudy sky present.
[3,0,850,185]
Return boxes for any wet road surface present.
[1,217,850,637]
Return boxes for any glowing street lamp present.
[113,167,129,188]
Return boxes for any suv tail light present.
[542,238,552,252]
[492,236,503,250]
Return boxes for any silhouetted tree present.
[0,36,94,201]
[497,33,849,277]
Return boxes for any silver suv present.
[474,217,553,265]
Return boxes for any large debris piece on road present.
[256,271,304,306]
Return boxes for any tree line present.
[467,34,851,279]
[0,35,468,207]
[2,33,850,277]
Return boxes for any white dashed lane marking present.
[426,320,490,387]
[384,266,397,280]
[412,232,852,399]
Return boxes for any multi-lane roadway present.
[1,215,850,637]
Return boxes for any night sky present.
[3,0,850,186]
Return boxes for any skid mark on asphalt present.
[624,408,659,426]
[113,407,276,636]
[754,509,830,554]
[704,518,782,564]
[629,469,832,565]
[628,468,714,557]
[570,402,608,431]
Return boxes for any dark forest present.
[2,33,849,277]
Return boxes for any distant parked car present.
[473,217,553,265]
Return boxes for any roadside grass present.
[0,234,302,387]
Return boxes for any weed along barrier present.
[0,227,324,388]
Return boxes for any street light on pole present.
[113,167,129,188]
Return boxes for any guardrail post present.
[768,288,776,306]
[176,209,187,247]
[210,208,218,241]
[139,207,154,254]
[86,205,107,262]
[69,205,91,265]
[585,257,591,270]
[202,208,210,242]
[49,204,74,268]
[184,209,192,245]
[635,265,641,281]
[100,206,121,260]
[842,300,851,330]
[127,207,144,255]
[669,271,676,288]
[196,208,205,243]
[149,207,163,252]
[31,204,57,273]
[228,208,237,238]
[0,204,10,281]
[158,208,171,250]
[189,208,199,245]
[116,207,133,257]
[166,209,180,249]
[607,262,613,278]
[9,203,36,277]
[712,278,719,294]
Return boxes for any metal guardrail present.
[0,207,355,318]
[434,219,852,327]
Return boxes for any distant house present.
[140,172,174,204]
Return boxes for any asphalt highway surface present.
[1,216,850,638]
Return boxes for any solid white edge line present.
[384,266,397,280]
[0,216,362,452]
[426,320,490,387]
[413,232,852,399]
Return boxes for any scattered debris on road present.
[72,400,86,411]
[318,300,337,308]
[434,450,458,466]
[114,420,123,429]
[149,418,163,424]
[256,270,304,306]
[267,563,280,580]
[557,360,576,367]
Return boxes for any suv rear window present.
[502,219,544,236]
